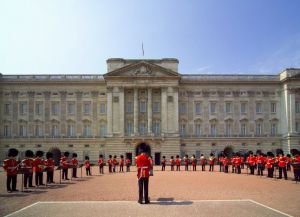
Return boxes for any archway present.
[223,146,234,157]
[48,147,61,166]
[135,142,151,156]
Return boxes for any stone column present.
[75,91,83,136]
[43,91,51,136]
[107,87,113,136]
[173,87,179,133]
[147,88,152,134]
[28,91,35,137]
[91,91,99,137]
[134,88,138,134]
[119,87,125,136]
[12,91,19,137]
[60,91,67,136]
[161,87,167,134]
[289,89,296,133]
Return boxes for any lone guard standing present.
[136,143,151,204]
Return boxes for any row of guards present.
[2,148,300,193]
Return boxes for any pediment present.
[104,61,179,78]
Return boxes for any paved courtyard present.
[0,166,299,217]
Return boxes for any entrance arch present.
[48,147,61,166]
[135,142,151,156]
[223,146,234,157]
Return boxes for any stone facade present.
[0,58,300,164]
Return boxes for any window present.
[271,123,277,135]
[100,103,106,114]
[225,122,232,137]
[126,121,133,135]
[296,122,300,132]
[19,102,27,115]
[153,102,160,113]
[51,102,59,115]
[4,125,11,137]
[241,102,247,113]
[210,124,216,136]
[195,102,201,114]
[83,124,92,136]
[68,102,75,115]
[35,102,43,115]
[51,125,59,137]
[153,121,161,135]
[83,102,91,115]
[126,102,133,113]
[4,103,10,115]
[19,125,27,137]
[225,102,232,113]
[256,102,262,114]
[255,123,262,135]
[296,101,300,113]
[139,122,147,135]
[139,101,146,113]
[179,103,187,114]
[35,125,43,137]
[240,123,247,136]
[100,124,107,137]
[271,102,276,113]
[195,124,201,136]
[180,124,186,136]
[67,124,76,137]
[210,102,216,113]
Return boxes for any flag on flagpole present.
[142,43,144,56]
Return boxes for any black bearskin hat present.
[113,155,117,158]
[8,148,19,157]
[64,151,70,157]
[99,154,103,158]
[120,155,124,158]
[109,155,112,158]
[162,156,166,158]
[176,155,179,158]
[85,156,89,160]
[248,151,253,155]
[25,150,34,158]
[171,156,174,159]
[36,150,44,157]
[46,152,53,159]
[72,153,77,158]
[210,153,214,156]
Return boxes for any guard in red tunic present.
[286,154,292,171]
[21,150,34,188]
[200,154,206,171]
[135,144,151,204]
[119,155,124,172]
[247,151,256,175]
[184,155,189,171]
[218,155,224,172]
[3,148,19,192]
[161,156,166,171]
[235,153,242,174]
[208,153,215,172]
[256,153,265,176]
[231,154,236,173]
[191,155,197,171]
[170,156,175,171]
[33,150,45,186]
[266,152,275,178]
[60,152,70,180]
[107,155,113,173]
[45,152,55,183]
[175,155,181,171]
[277,152,288,180]
[292,151,300,181]
[71,153,78,178]
[98,154,104,174]
[84,156,91,176]
[223,155,229,173]
[126,157,131,172]
[113,155,118,173]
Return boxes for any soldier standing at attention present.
[161,156,166,171]
[60,151,70,180]
[175,155,181,171]
[235,153,242,174]
[257,152,265,176]
[277,152,288,180]
[22,150,34,188]
[98,154,104,174]
[126,157,131,172]
[71,153,78,178]
[3,148,19,192]
[113,155,118,173]
[191,155,197,171]
[184,155,189,171]
[266,152,275,178]
[136,143,151,204]
[84,156,91,176]
[247,151,256,175]
[45,152,55,184]
[218,155,224,172]
[107,155,113,173]
[200,154,206,171]
[223,155,229,173]
[119,155,124,172]
[34,150,45,186]
[209,153,215,172]
[170,156,175,171]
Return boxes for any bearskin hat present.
[248,151,253,155]
[85,156,89,160]
[176,155,179,158]
[72,153,77,158]
[8,148,19,157]
[120,155,124,158]
[36,150,44,157]
[64,151,70,157]
[162,156,166,158]
[99,154,103,158]
[25,150,34,158]
[46,152,53,159]
[171,156,174,159]
[109,155,112,158]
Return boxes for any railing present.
[1,74,105,81]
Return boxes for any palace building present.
[0,58,300,164]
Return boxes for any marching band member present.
[33,150,45,186]
[84,156,91,176]
[247,151,256,175]
[235,153,242,174]
[231,154,236,173]
[126,157,131,172]
[113,155,118,173]
[107,155,113,173]
[223,155,229,173]
[200,154,206,171]
[175,155,181,171]
[119,155,124,172]
[161,156,166,171]
[218,155,224,172]
[191,155,197,171]
[3,148,19,192]
[71,153,78,178]
[286,154,292,171]
[184,155,189,171]
[256,152,265,176]
[98,154,104,174]
[241,155,245,169]
[292,151,300,181]
[277,152,288,180]
[60,152,70,180]
[266,152,275,178]
[209,153,215,172]
[170,156,175,171]
[22,150,34,188]
[45,152,55,184]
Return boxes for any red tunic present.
[184,158,189,166]
[191,158,197,166]
[71,158,78,167]
[247,156,256,166]
[120,159,124,166]
[136,153,151,179]
[126,158,131,165]
[278,156,287,168]
[223,158,229,166]
[22,158,34,173]
[161,159,166,165]
[33,157,45,173]
[200,157,206,166]
[84,160,90,168]
[113,159,118,166]
[175,158,181,166]
[60,156,69,169]
[3,158,18,176]
[209,157,215,165]
[294,156,300,163]
[107,159,112,166]
[170,159,175,166]
[98,158,104,166]
[256,156,265,164]
[235,157,242,166]
[45,159,55,171]
[231,157,236,166]
[266,158,275,169]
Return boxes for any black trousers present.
[138,177,149,203]
[176,165,180,171]
[62,168,68,179]
[35,172,43,186]
[201,165,205,171]
[257,164,264,176]
[294,169,300,181]
[24,173,33,187]
[209,165,214,171]
[185,165,188,171]
[250,166,255,175]
[7,175,17,191]
[47,171,54,183]
[86,168,91,176]
[113,166,116,172]
[109,165,112,173]
[224,166,228,173]
[171,165,174,171]
[236,166,241,174]
[192,165,196,171]
[279,167,287,179]
[232,165,235,173]
[73,168,77,177]
[126,165,130,172]
[120,165,124,172]
[241,163,244,169]
[267,168,274,178]
[162,164,165,171]
[219,163,223,172]
[99,165,104,174]
[287,164,291,171]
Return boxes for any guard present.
[3,148,19,192]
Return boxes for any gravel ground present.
[0,166,299,217]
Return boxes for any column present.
[289,89,296,133]
[28,91,35,137]
[147,88,152,134]
[60,91,67,136]
[75,91,83,136]
[161,87,167,134]
[119,87,125,136]
[107,87,113,136]
[173,87,179,133]
[43,91,51,136]
[134,88,138,134]
[12,91,19,137]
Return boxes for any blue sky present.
[0,0,300,75]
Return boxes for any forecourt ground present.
[0,166,299,217]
